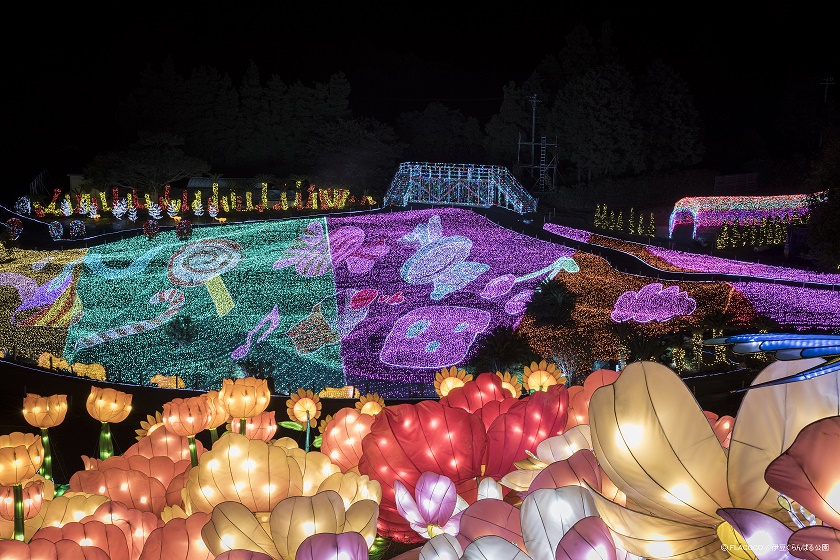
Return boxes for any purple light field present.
[730,282,840,330]
[328,208,577,396]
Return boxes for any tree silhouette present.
[525,278,578,326]
[467,324,540,374]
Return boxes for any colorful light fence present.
[384,162,538,214]
[667,192,822,239]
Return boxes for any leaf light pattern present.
[610,282,697,323]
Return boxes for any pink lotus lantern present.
[68,466,168,515]
[787,525,840,560]
[0,479,43,523]
[439,372,509,414]
[139,512,212,560]
[0,538,111,559]
[31,519,131,560]
[394,472,466,539]
[227,410,277,442]
[319,408,374,472]
[163,396,212,466]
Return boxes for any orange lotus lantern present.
[219,377,270,436]
[287,389,321,452]
[523,360,566,392]
[0,432,43,540]
[434,366,473,398]
[228,410,278,442]
[355,393,385,416]
[22,393,67,481]
[163,396,212,466]
[204,390,231,445]
[86,386,133,460]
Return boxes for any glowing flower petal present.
[520,486,597,559]
[296,532,369,560]
[419,533,463,560]
[554,516,618,560]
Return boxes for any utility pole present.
[819,76,833,148]
[528,94,540,166]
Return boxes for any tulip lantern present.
[163,396,212,466]
[219,377,271,436]
[0,432,43,540]
[22,393,67,481]
[204,389,231,445]
[86,386,133,461]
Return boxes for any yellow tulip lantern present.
[163,396,212,467]
[0,432,43,540]
[22,393,67,481]
[203,390,231,445]
[86,386,133,460]
[219,377,271,436]
[287,389,321,452]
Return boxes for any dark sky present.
[7,2,836,192]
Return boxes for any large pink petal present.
[523,448,602,497]
[787,526,840,560]
[717,508,796,560]
[440,372,508,414]
[295,532,369,560]
[414,472,458,527]
[765,416,840,528]
[456,498,524,552]
[483,384,569,478]
[554,516,617,560]
[137,513,212,560]
[395,480,426,526]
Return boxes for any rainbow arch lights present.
[668,192,822,239]
[385,162,538,214]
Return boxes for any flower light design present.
[355,393,385,416]
[522,360,566,392]
[610,282,697,323]
[21,394,66,481]
[434,367,473,398]
[203,390,231,445]
[86,386,132,460]
[496,371,523,398]
[228,411,278,442]
[286,389,321,452]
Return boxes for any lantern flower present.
[523,360,566,392]
[296,531,370,560]
[287,389,321,428]
[163,396,212,466]
[22,393,67,481]
[584,358,840,560]
[228,411,278,442]
[204,390,231,445]
[86,386,133,460]
[394,472,468,540]
[432,485,599,559]
[0,432,43,540]
[219,377,271,435]
[201,490,380,560]
[319,408,375,473]
[496,371,523,398]
[500,424,593,491]
[135,411,164,441]
[434,367,473,398]
[0,478,44,523]
[764,415,840,528]
[355,393,385,416]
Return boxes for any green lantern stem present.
[39,427,53,481]
[13,482,24,541]
[239,418,247,435]
[305,411,311,453]
[187,435,198,467]
[99,422,113,461]
[209,427,219,445]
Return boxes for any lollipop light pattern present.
[22,394,67,481]
[86,386,132,460]
[167,238,243,317]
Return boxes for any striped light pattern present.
[668,192,822,239]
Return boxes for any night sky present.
[7,2,836,192]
